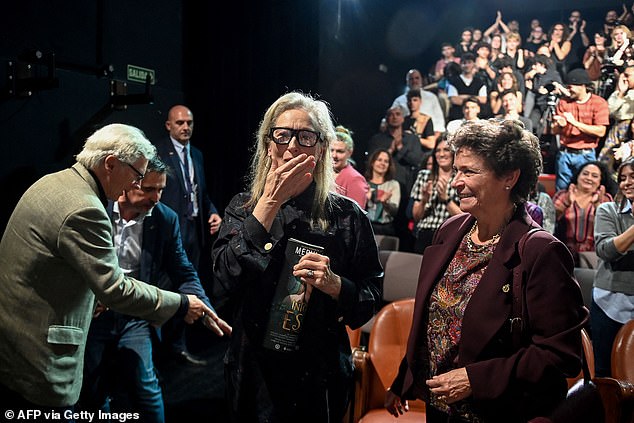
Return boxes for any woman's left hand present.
[293,252,342,301]
[437,176,450,202]
[592,184,606,204]
[426,367,472,404]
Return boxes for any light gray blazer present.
[0,163,182,406]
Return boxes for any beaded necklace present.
[465,221,502,252]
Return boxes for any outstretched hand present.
[184,295,232,337]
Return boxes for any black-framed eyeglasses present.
[126,163,145,182]
[269,127,321,147]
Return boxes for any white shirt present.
[112,201,152,279]
[446,118,480,135]
[392,89,446,132]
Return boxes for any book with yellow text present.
[262,238,324,352]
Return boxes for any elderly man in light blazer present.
[0,123,231,418]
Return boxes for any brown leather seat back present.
[612,320,634,382]
[367,299,415,408]
[347,325,362,350]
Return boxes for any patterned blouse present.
[410,169,459,234]
[552,190,612,263]
[426,232,496,420]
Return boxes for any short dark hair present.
[149,156,173,178]
[499,89,518,99]
[147,156,168,174]
[406,89,422,100]
[534,54,550,67]
[474,41,491,52]
[449,119,542,203]
[461,52,476,63]
[463,96,480,108]
[493,56,513,70]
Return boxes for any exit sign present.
[127,65,155,85]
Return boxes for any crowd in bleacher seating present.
[345,7,634,421]
[352,6,634,262]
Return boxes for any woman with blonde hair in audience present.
[591,157,634,377]
[365,148,401,236]
[502,31,526,70]
[607,25,634,68]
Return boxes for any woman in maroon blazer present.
[385,120,588,423]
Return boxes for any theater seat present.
[374,234,400,252]
[612,319,634,382]
[347,325,362,350]
[594,319,634,423]
[567,328,594,389]
[360,251,423,335]
[352,299,426,423]
[573,267,596,312]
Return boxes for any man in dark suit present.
[80,157,231,421]
[156,105,222,267]
[155,105,223,362]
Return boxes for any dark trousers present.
[590,298,623,377]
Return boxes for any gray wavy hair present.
[246,92,337,230]
[75,123,156,169]
[449,119,542,203]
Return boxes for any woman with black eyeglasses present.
[211,91,382,423]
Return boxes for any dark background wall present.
[0,0,619,231]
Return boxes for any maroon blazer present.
[390,208,588,422]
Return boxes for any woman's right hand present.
[262,153,316,203]
[568,183,577,204]
[385,389,409,417]
[421,181,433,202]
[253,153,316,231]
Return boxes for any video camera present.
[543,82,558,93]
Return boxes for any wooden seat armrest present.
[594,377,634,423]
[352,349,370,423]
